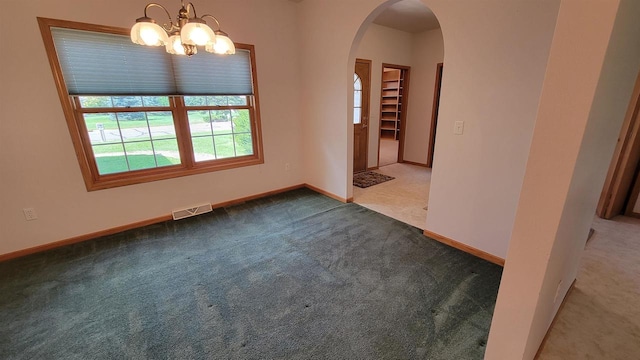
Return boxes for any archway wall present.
[297,0,394,201]
[297,0,561,259]
[419,0,561,259]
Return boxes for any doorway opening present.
[379,65,410,167]
[349,0,443,230]
[597,68,640,219]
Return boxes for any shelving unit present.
[380,68,403,140]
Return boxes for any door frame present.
[626,166,640,217]
[378,63,411,166]
[354,58,372,173]
[597,69,640,218]
[427,63,443,168]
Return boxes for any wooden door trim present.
[626,166,640,217]
[427,63,443,168]
[597,69,640,219]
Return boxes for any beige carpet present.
[538,215,640,359]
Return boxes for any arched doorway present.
[348,0,444,230]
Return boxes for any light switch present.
[454,121,464,135]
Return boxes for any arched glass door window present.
[354,73,362,124]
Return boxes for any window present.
[353,74,362,124]
[38,18,263,190]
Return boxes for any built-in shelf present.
[379,68,404,140]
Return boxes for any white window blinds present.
[51,27,253,96]
[172,48,253,95]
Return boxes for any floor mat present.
[353,171,395,188]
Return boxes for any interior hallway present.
[353,165,640,359]
[538,215,640,359]
[353,162,430,229]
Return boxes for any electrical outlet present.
[454,121,464,135]
[23,208,38,221]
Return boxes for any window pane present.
[142,96,170,107]
[93,143,127,175]
[353,73,363,125]
[185,95,248,107]
[148,111,176,140]
[227,96,248,106]
[112,96,143,108]
[354,108,361,124]
[354,74,362,90]
[116,111,148,130]
[232,110,251,133]
[152,139,180,156]
[211,110,232,135]
[234,134,253,156]
[184,96,208,106]
[207,96,228,106]
[78,96,170,108]
[188,110,214,137]
[87,111,180,173]
[84,113,121,145]
[117,113,151,141]
[79,96,113,108]
[124,141,155,171]
[192,135,215,162]
[213,135,235,158]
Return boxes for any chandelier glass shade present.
[130,1,236,56]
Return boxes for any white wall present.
[298,0,378,200]
[0,0,302,256]
[355,23,413,169]
[298,0,559,258]
[422,1,561,258]
[404,28,444,164]
[487,0,640,358]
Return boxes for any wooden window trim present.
[38,17,264,191]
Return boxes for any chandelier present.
[130,1,236,56]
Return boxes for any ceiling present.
[373,0,440,33]
[289,0,439,34]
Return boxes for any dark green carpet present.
[0,188,502,359]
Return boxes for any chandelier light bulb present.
[213,32,236,55]
[141,27,161,45]
[173,40,184,54]
[181,22,215,46]
[214,41,228,54]
[131,20,168,46]
[132,3,234,56]
[190,27,208,45]
[166,34,186,55]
